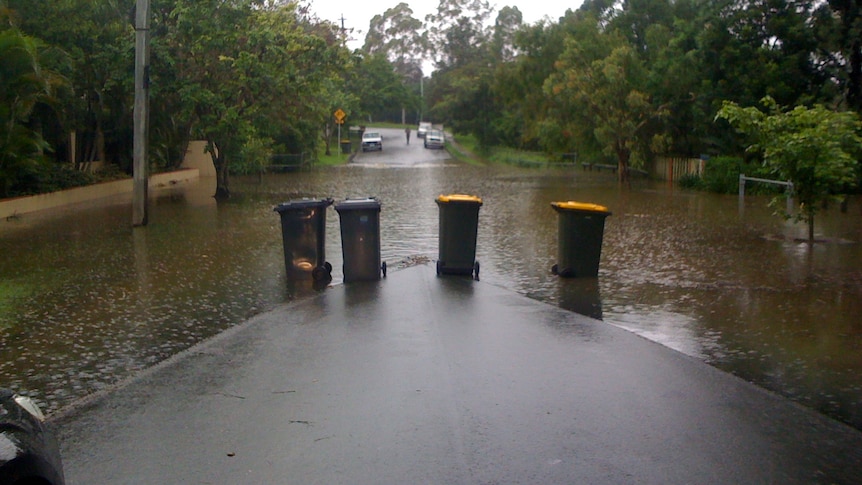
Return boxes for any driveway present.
[53,265,862,484]
[353,127,452,167]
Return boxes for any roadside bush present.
[700,156,780,195]
[677,173,703,189]
[6,161,96,197]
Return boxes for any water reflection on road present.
[1,164,861,431]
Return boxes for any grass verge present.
[450,133,556,167]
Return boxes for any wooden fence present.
[649,157,705,182]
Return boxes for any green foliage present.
[543,22,664,184]
[161,0,350,197]
[4,162,98,197]
[363,2,426,82]
[4,0,862,203]
[678,156,779,194]
[0,280,32,326]
[0,23,68,198]
[677,173,702,190]
[348,53,415,123]
[717,97,862,239]
[697,156,762,194]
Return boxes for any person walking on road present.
[405,127,411,145]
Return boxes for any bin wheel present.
[312,265,331,281]
[551,264,559,275]
[381,261,387,278]
[473,261,480,279]
[436,260,442,275]
[324,262,333,273]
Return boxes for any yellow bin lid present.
[437,194,483,204]
[551,201,610,213]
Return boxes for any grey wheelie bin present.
[274,198,334,281]
[435,194,483,278]
[550,201,611,278]
[335,198,386,282]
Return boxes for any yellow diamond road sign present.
[334,108,346,124]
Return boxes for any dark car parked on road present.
[0,389,65,485]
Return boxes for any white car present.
[424,130,445,149]
[417,122,432,138]
[361,132,382,151]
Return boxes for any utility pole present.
[132,0,151,227]
[340,14,347,47]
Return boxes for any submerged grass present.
[0,280,33,330]
[450,133,556,167]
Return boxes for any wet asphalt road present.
[353,127,451,167]
[52,265,862,484]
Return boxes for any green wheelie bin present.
[435,194,483,278]
[274,198,334,281]
[550,201,611,278]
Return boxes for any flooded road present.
[2,160,862,431]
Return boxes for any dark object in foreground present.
[335,198,386,282]
[551,201,611,278]
[0,389,65,485]
[436,194,482,278]
[274,198,334,282]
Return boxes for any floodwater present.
[2,164,861,431]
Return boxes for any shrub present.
[6,161,97,197]
[699,156,780,195]
[677,173,703,189]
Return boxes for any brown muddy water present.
[1,164,861,430]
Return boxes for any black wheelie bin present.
[335,197,386,282]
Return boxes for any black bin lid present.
[274,198,333,212]
[335,197,381,212]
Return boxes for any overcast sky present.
[303,0,583,50]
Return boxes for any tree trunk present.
[616,144,631,187]
[849,38,862,111]
[808,214,815,242]
[209,143,230,200]
[215,159,230,200]
[96,126,105,164]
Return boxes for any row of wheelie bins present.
[274,195,611,283]
[274,197,385,283]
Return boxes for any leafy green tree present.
[490,6,523,63]
[362,2,426,81]
[164,0,346,198]
[697,0,824,110]
[716,97,862,241]
[494,15,578,150]
[360,5,424,124]
[813,0,862,110]
[544,23,667,184]
[635,0,705,157]
[607,0,674,55]
[0,26,66,197]
[347,53,413,123]
[7,0,136,170]
[425,0,493,70]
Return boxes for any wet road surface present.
[53,265,862,484]
[352,127,451,167]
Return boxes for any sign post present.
[334,109,346,147]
